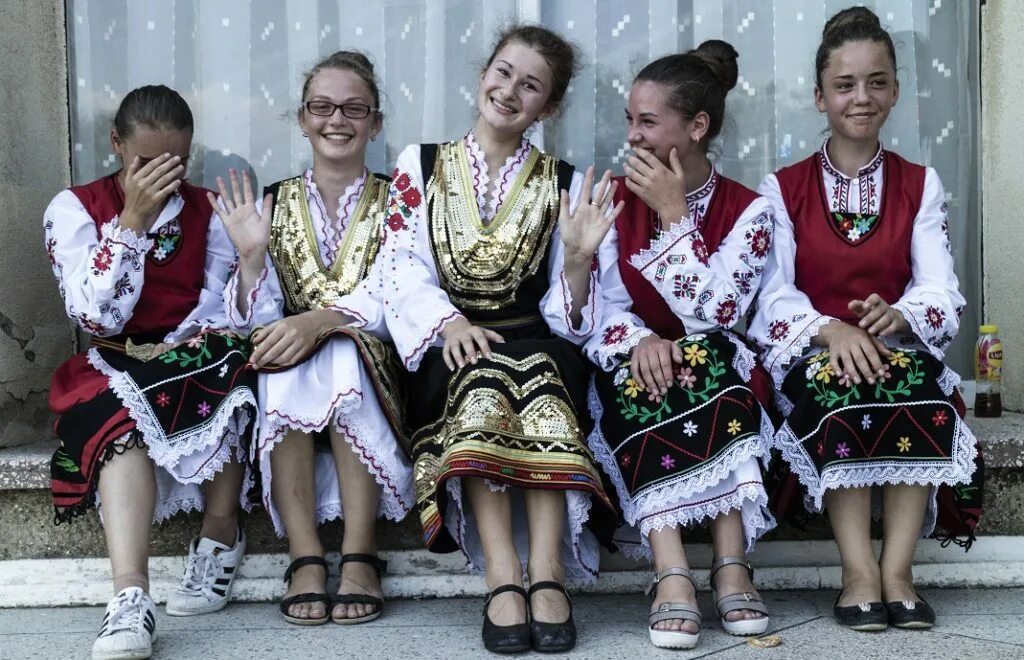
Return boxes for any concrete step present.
[1,414,1022,561]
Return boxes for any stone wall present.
[982,2,1024,412]
[0,0,73,446]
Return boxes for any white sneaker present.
[165,528,246,616]
[92,587,156,660]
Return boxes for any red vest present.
[614,174,759,338]
[775,152,923,325]
[69,174,213,335]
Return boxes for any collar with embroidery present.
[818,139,884,180]
[463,131,532,222]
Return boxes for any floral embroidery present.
[113,273,134,300]
[888,352,911,368]
[660,454,676,470]
[838,372,854,388]
[816,440,825,457]
[861,414,872,430]
[768,320,790,341]
[186,335,205,349]
[733,269,754,295]
[682,421,698,436]
[932,410,948,426]
[155,392,171,407]
[746,226,771,258]
[835,442,851,458]
[402,186,422,209]
[683,344,708,367]
[691,236,709,266]
[814,362,835,384]
[74,312,106,335]
[147,218,182,264]
[677,367,697,389]
[217,364,229,378]
[46,238,59,268]
[394,171,411,191]
[602,323,629,346]
[897,437,911,452]
[91,244,114,275]
[727,419,742,435]
[623,378,643,399]
[673,273,699,300]
[715,297,738,325]
[385,169,421,232]
[925,306,946,330]
[197,401,212,417]
[831,211,878,243]
[621,453,632,467]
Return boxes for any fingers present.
[152,163,185,192]
[558,189,570,222]
[229,169,243,208]
[867,310,896,336]
[156,179,183,198]
[652,343,674,395]
[580,166,596,207]
[139,155,181,187]
[242,169,255,207]
[482,328,506,345]
[592,169,614,208]
[671,342,684,364]
[847,343,877,385]
[442,342,455,370]
[635,349,655,395]
[848,299,869,319]
[250,327,286,368]
[860,335,886,376]
[216,176,236,215]
[858,304,888,332]
[627,151,655,178]
[872,336,892,357]
[623,157,651,186]
[668,147,684,178]
[630,358,645,391]
[606,199,627,223]
[131,153,171,182]
[470,330,492,361]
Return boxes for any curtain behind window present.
[66,0,979,372]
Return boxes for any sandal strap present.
[710,556,753,582]
[716,592,769,617]
[649,602,703,628]
[279,592,332,615]
[527,581,573,615]
[339,553,387,577]
[283,556,328,584]
[483,584,527,613]
[333,593,384,609]
[644,567,697,599]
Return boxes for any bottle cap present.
[980,324,999,334]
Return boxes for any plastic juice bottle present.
[974,324,1003,417]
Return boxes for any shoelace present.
[104,591,146,634]
[178,551,219,593]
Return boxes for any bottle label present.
[976,337,1003,381]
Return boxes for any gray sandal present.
[645,567,702,649]
[710,556,770,636]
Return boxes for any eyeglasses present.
[304,101,377,119]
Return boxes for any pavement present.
[1,588,1022,660]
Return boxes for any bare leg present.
[329,426,382,620]
[198,459,244,546]
[825,487,881,606]
[647,526,699,633]
[98,440,156,594]
[271,430,327,621]
[465,477,526,627]
[524,489,569,623]
[710,510,764,621]
[879,484,930,603]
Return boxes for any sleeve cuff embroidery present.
[628,217,698,274]
[101,217,154,254]
[559,270,598,337]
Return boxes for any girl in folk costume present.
[348,25,623,654]
[585,42,776,650]
[749,7,982,632]
[214,52,412,627]
[44,86,256,660]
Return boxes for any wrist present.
[563,250,595,272]
[440,315,469,339]
[118,211,146,235]
[239,252,266,275]
[657,202,690,230]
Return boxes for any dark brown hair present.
[634,39,739,148]
[113,85,193,138]
[300,50,381,112]
[485,24,580,111]
[815,7,896,88]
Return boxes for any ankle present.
[198,512,239,546]
[113,574,149,594]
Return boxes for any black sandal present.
[280,556,331,626]
[332,553,387,625]
[482,584,530,654]
[528,581,576,653]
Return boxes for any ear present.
[297,106,309,134]
[689,111,711,143]
[892,77,900,107]
[110,128,124,155]
[371,112,384,139]
[814,86,827,113]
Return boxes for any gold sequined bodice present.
[426,141,562,311]
[267,174,388,313]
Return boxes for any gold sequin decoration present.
[268,174,388,313]
[426,142,561,310]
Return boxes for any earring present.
[302,132,308,137]
[371,134,377,142]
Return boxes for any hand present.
[849,293,910,337]
[818,320,892,385]
[208,168,272,265]
[439,316,505,370]
[630,335,684,400]
[120,154,185,233]
[249,310,340,369]
[558,166,625,266]
[623,147,687,230]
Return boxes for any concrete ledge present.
[2,536,1023,608]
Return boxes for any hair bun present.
[693,39,739,92]
[822,7,882,39]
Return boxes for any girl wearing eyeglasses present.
[214,51,412,627]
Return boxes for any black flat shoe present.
[528,581,577,653]
[833,596,887,632]
[482,584,530,654]
[885,599,935,629]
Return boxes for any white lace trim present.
[773,403,979,515]
[627,217,697,273]
[304,167,368,266]
[725,332,757,382]
[225,264,270,330]
[464,132,531,223]
[936,365,961,397]
[586,381,775,525]
[257,384,412,536]
[402,310,462,371]
[559,270,598,337]
[87,348,255,485]
[767,315,835,389]
[154,496,205,523]
[101,216,155,254]
[595,324,653,372]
